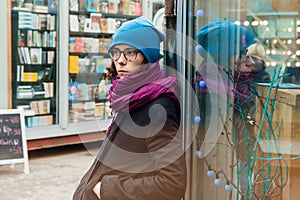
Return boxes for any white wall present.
[0,0,8,109]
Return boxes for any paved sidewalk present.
[0,142,101,200]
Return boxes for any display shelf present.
[69,10,138,19]
[69,31,113,38]
[11,9,58,128]
[68,52,108,57]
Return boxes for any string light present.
[214,178,222,186]
[207,170,215,178]
[225,184,234,192]
[243,21,249,26]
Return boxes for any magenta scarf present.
[108,62,179,113]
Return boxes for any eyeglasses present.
[109,48,140,61]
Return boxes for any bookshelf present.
[11,9,57,128]
[67,0,142,122]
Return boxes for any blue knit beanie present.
[108,16,165,63]
[196,18,255,65]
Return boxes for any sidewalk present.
[0,142,101,200]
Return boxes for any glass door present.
[179,0,300,199]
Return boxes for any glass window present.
[184,0,300,199]
[10,0,59,128]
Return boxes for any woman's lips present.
[117,70,127,76]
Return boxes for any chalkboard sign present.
[0,109,29,173]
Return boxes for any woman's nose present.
[117,52,127,63]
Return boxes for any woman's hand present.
[93,182,102,199]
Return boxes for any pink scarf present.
[108,62,179,113]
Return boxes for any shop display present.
[11,8,57,128]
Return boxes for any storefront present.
[1,0,300,199]
[176,0,300,199]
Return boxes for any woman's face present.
[111,44,145,79]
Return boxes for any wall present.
[0,0,8,109]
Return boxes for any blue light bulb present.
[214,178,222,186]
[195,45,202,53]
[195,150,202,158]
[225,184,233,192]
[197,9,204,17]
[194,116,201,123]
[207,170,214,178]
[199,81,206,88]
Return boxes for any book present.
[25,115,53,127]
[87,0,97,12]
[31,13,39,29]
[42,31,49,47]
[22,72,38,82]
[18,30,26,47]
[69,55,79,73]
[106,18,116,34]
[32,30,41,47]
[83,37,99,53]
[69,15,79,32]
[48,15,56,30]
[17,85,34,99]
[69,0,79,11]
[18,65,25,82]
[29,99,50,115]
[78,58,88,73]
[128,1,135,16]
[78,15,86,32]
[30,48,42,64]
[69,37,76,52]
[17,48,25,64]
[93,56,105,73]
[77,83,89,100]
[47,51,55,64]
[90,13,102,33]
[43,82,54,98]
[23,47,31,64]
[68,82,79,101]
[75,37,83,52]
[108,0,119,14]
[84,18,92,32]
[18,12,32,29]
[43,66,54,80]
[87,84,98,100]
[48,0,58,14]
[49,31,56,47]
[38,14,48,30]
[100,18,108,33]
[79,0,87,11]
[27,30,33,46]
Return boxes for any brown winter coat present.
[73,96,187,200]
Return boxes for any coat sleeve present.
[100,97,187,200]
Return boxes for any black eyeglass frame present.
[108,48,140,61]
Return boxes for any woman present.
[73,16,187,200]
